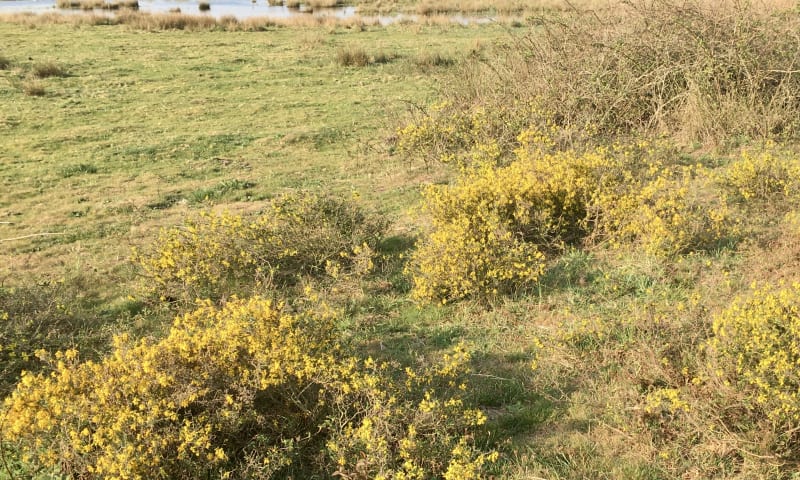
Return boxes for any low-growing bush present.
[132,192,387,303]
[2,297,495,479]
[396,101,538,168]
[408,133,601,303]
[599,163,732,256]
[706,283,800,431]
[0,279,109,397]
[721,146,800,202]
[409,132,735,303]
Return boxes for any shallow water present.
[0,0,358,20]
[0,0,496,24]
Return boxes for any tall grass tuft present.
[31,61,67,78]
[22,80,46,96]
[0,54,11,70]
[336,47,394,67]
[336,46,370,67]
[412,51,456,70]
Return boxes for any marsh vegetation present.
[3,1,800,478]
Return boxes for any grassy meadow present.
[3,1,800,478]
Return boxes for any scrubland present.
[3,1,800,478]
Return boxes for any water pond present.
[0,0,360,20]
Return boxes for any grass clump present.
[0,54,11,70]
[56,0,139,10]
[21,80,46,97]
[31,61,67,78]
[3,297,495,479]
[198,1,210,11]
[412,51,456,70]
[336,46,394,67]
[132,192,387,304]
[59,163,98,178]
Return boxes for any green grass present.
[4,5,800,478]
[0,21,499,285]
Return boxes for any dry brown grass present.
[443,0,800,147]
[56,0,139,10]
[21,79,46,96]
[31,61,67,78]
[0,11,384,30]
[307,0,342,7]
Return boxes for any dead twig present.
[0,232,66,243]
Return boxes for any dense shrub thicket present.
[430,1,800,147]
[2,297,494,479]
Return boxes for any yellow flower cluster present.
[600,163,732,256]
[131,192,386,303]
[707,283,800,427]
[644,388,691,416]
[326,342,497,480]
[721,146,800,201]
[3,298,493,479]
[3,297,337,479]
[396,101,536,168]
[410,129,734,303]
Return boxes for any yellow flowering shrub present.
[644,388,691,417]
[325,343,498,479]
[599,164,732,256]
[721,147,800,201]
[3,298,494,479]
[410,131,734,303]
[396,101,542,168]
[707,283,800,427]
[0,279,107,398]
[131,192,387,303]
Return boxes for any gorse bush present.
[132,192,387,303]
[600,162,732,256]
[396,101,540,168]
[409,129,734,303]
[0,279,107,398]
[721,146,800,202]
[3,297,494,479]
[427,0,800,147]
[707,283,800,429]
